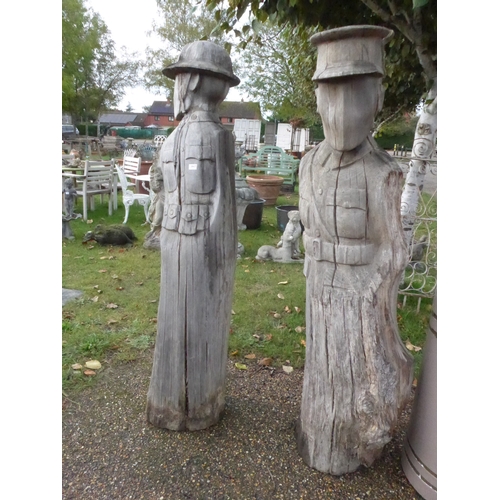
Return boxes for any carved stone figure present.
[143,162,164,250]
[296,26,414,475]
[62,178,78,219]
[146,41,240,431]
[277,210,302,258]
[256,211,303,263]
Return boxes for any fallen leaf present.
[63,254,70,257]
[258,357,273,366]
[273,313,282,319]
[294,307,301,313]
[107,319,118,325]
[284,306,291,313]
[295,326,305,333]
[93,285,99,289]
[116,287,124,291]
[136,282,144,286]
[84,370,96,376]
[244,353,256,360]
[149,318,157,323]
[235,363,248,370]
[264,334,273,341]
[252,334,261,340]
[300,339,306,346]
[91,296,99,302]
[282,365,294,374]
[412,378,418,388]
[277,293,284,300]
[111,274,119,279]
[71,363,82,370]
[106,303,118,309]
[74,256,82,259]
[149,299,157,303]
[405,340,421,352]
[230,350,239,357]
[245,269,250,273]
[85,360,102,370]
[100,256,108,260]
[269,270,275,273]
[98,269,107,273]
[87,245,95,249]
[278,281,288,285]
[87,219,93,224]
[231,310,236,315]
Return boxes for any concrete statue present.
[296,26,414,475]
[256,210,303,263]
[146,40,240,431]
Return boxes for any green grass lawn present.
[62,189,432,391]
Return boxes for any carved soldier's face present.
[316,75,382,151]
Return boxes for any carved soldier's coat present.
[297,134,413,474]
[146,110,237,430]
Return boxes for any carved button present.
[186,212,192,220]
[318,188,323,195]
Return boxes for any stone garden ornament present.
[256,210,304,263]
[146,41,240,430]
[296,26,414,475]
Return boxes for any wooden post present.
[297,26,414,475]
[146,41,240,431]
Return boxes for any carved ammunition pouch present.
[185,142,215,194]
[164,203,210,235]
[303,234,374,266]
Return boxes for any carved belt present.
[303,234,374,266]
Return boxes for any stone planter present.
[246,174,284,206]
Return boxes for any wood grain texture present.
[297,138,413,474]
[146,112,237,431]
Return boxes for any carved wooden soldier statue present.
[146,41,240,430]
[296,26,414,475]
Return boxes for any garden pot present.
[276,205,304,233]
[242,199,265,230]
[246,174,284,206]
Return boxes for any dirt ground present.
[62,354,422,499]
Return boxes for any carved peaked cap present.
[162,40,240,87]
[311,25,393,81]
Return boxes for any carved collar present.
[315,137,374,169]
[184,110,221,123]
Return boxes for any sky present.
[85,0,245,112]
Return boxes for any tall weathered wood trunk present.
[400,83,437,247]
[146,41,239,431]
[296,25,414,475]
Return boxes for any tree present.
[204,0,437,245]
[234,23,319,129]
[143,0,230,102]
[62,0,141,128]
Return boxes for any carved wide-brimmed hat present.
[162,40,240,87]
[310,25,393,81]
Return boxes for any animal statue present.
[83,224,137,246]
[256,212,303,264]
[277,210,302,258]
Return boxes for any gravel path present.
[62,353,420,499]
